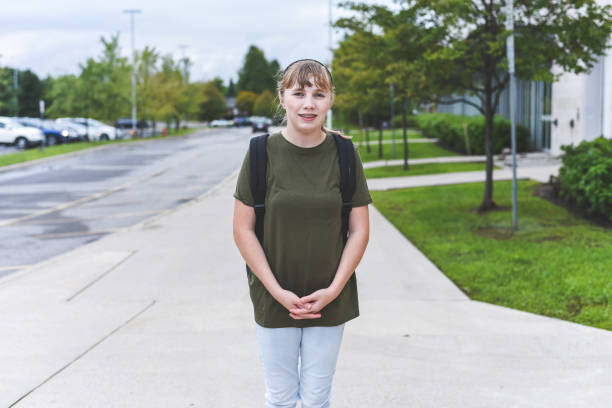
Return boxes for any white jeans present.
[255,322,346,408]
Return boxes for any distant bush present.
[391,114,418,129]
[413,113,532,155]
[558,137,612,221]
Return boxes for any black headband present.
[282,58,333,86]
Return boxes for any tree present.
[420,0,612,211]
[237,45,280,94]
[212,77,227,96]
[198,81,227,121]
[227,78,236,97]
[341,0,612,212]
[0,67,18,116]
[335,5,413,164]
[135,45,160,124]
[45,74,84,118]
[78,33,131,121]
[235,90,258,115]
[253,89,276,117]
[16,69,43,117]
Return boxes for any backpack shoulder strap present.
[249,133,269,244]
[332,133,356,246]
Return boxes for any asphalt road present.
[0,127,254,278]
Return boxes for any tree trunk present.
[378,124,383,159]
[479,81,497,211]
[365,124,371,153]
[402,97,409,171]
[358,111,364,148]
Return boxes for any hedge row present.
[412,113,532,155]
[558,137,612,221]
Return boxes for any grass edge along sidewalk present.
[359,141,458,162]
[364,162,501,178]
[371,179,612,331]
[0,127,202,169]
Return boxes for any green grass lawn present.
[364,162,494,178]
[371,180,612,330]
[0,127,202,168]
[358,141,458,162]
[348,128,423,142]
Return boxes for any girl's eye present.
[293,92,303,96]
[316,93,325,97]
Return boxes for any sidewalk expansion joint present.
[65,251,136,302]
[8,299,157,408]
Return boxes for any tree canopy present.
[237,45,280,94]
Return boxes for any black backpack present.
[246,132,356,278]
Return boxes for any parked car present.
[16,118,67,146]
[55,118,90,141]
[42,120,82,142]
[233,116,251,127]
[59,117,118,141]
[251,118,270,133]
[209,119,233,127]
[114,118,152,138]
[0,117,44,149]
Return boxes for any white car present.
[0,117,44,149]
[209,119,233,127]
[56,117,118,141]
[55,118,89,141]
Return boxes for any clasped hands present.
[276,288,338,320]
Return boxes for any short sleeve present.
[234,149,255,206]
[352,146,372,207]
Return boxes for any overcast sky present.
[0,0,396,85]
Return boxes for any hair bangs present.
[281,61,333,93]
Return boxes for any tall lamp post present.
[123,9,141,136]
[178,44,189,128]
[506,0,519,230]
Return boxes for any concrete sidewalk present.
[1,171,611,407]
[367,165,561,191]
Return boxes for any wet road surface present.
[0,127,253,278]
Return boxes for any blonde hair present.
[276,59,350,139]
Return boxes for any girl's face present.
[280,78,332,134]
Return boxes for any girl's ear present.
[278,92,285,109]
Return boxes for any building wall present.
[550,0,612,155]
[436,79,552,152]
[550,54,612,155]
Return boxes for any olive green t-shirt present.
[234,131,372,328]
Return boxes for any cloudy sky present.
[0,0,395,85]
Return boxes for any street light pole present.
[123,9,141,136]
[178,44,189,129]
[506,0,518,230]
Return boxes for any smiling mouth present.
[299,114,317,119]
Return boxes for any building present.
[550,55,612,155]
[436,79,552,152]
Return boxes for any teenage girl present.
[233,59,371,408]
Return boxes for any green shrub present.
[391,114,418,129]
[413,113,532,155]
[558,137,612,221]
